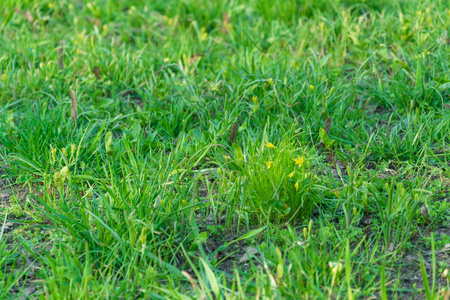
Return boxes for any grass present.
[1,0,450,298]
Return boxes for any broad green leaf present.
[319,128,335,149]
[228,226,266,246]
[60,166,69,181]
[131,120,141,138]
[105,131,113,156]
[171,169,187,175]
[319,128,330,145]
[200,259,219,298]
[232,143,244,167]
[190,231,208,252]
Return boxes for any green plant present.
[243,136,320,223]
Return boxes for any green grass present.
[1,0,450,298]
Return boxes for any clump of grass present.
[243,136,320,223]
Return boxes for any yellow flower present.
[293,156,304,167]
[309,84,315,92]
[288,172,294,178]
[294,182,299,191]
[265,161,273,169]
[334,191,339,197]
[265,142,276,149]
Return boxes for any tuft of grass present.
[242,134,321,223]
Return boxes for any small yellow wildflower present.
[288,172,294,178]
[334,191,339,197]
[265,161,273,169]
[294,182,299,191]
[265,142,276,149]
[309,84,315,92]
[293,156,304,167]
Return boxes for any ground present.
[1,0,450,299]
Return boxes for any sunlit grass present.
[1,0,450,298]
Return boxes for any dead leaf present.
[420,205,429,218]
[57,41,65,70]
[86,17,101,27]
[438,244,450,253]
[239,246,258,263]
[229,123,238,145]
[14,8,33,23]
[70,87,77,121]
[388,242,395,253]
[324,117,332,135]
[25,10,33,23]
[93,66,101,80]
[1,222,14,231]
[222,12,230,34]
[14,8,34,23]
[190,54,201,64]
[182,271,197,291]
[443,290,450,300]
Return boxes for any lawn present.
[1,0,450,298]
